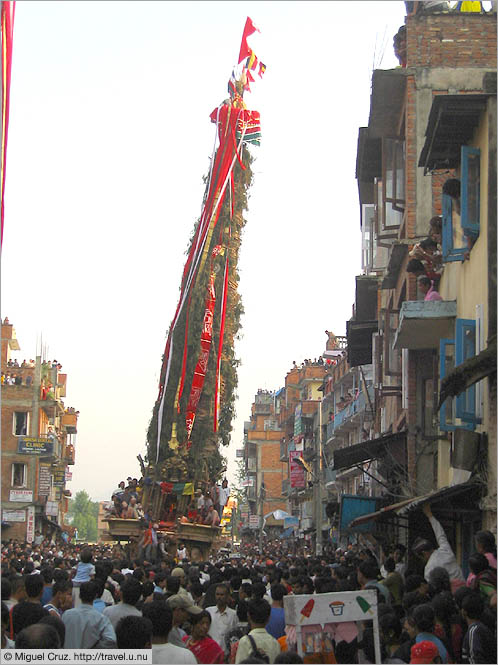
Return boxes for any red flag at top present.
[238,16,259,64]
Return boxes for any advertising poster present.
[26,506,35,544]
[289,450,306,488]
[283,590,381,663]
[38,463,51,496]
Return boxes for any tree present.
[66,490,99,542]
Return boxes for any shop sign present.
[46,501,58,517]
[249,515,260,529]
[53,466,66,487]
[26,506,35,544]
[236,449,244,458]
[2,510,26,522]
[17,437,53,455]
[289,451,306,488]
[38,464,51,496]
[9,489,33,502]
[65,471,72,481]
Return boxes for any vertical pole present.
[316,399,323,556]
[258,472,264,554]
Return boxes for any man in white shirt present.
[235,598,281,663]
[206,584,238,654]
[218,479,230,512]
[413,503,464,582]
[142,600,196,665]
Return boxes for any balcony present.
[394,300,457,350]
[331,386,375,435]
[61,412,78,433]
[65,444,75,465]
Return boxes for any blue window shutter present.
[461,146,480,239]
[455,319,478,427]
[439,338,456,431]
[442,194,466,262]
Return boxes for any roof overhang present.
[394,300,457,350]
[381,243,409,290]
[419,94,490,174]
[348,480,482,528]
[333,431,406,472]
[368,69,407,139]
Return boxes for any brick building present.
[1,319,79,541]
[334,2,497,572]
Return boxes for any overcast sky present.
[1,1,407,501]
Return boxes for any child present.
[71,548,95,607]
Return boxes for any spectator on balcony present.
[203,505,221,527]
[429,216,442,244]
[26,375,33,387]
[0,372,5,384]
[418,276,443,302]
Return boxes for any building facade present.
[1,319,79,541]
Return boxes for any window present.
[12,463,27,487]
[383,138,405,214]
[442,146,480,262]
[439,319,479,431]
[13,412,29,436]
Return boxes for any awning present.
[346,319,378,367]
[381,243,409,290]
[419,94,490,174]
[348,480,481,528]
[333,431,406,472]
[42,515,63,531]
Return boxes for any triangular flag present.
[238,17,260,64]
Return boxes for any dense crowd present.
[1,504,496,664]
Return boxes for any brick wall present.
[406,13,497,69]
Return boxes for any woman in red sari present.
[183,610,224,664]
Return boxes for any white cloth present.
[206,605,238,649]
[152,643,197,664]
[424,515,464,581]
[235,627,281,664]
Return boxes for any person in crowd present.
[226,599,250,664]
[410,604,449,664]
[62,581,116,649]
[171,566,194,603]
[183,608,225,663]
[204,504,221,527]
[115,615,153,650]
[142,599,197,665]
[412,504,464,586]
[3,576,26,610]
[207,583,238,652]
[166,594,194,647]
[418,276,443,301]
[43,579,73,618]
[409,640,441,664]
[431,591,464,663]
[379,612,405,662]
[15,623,61,649]
[357,560,391,604]
[71,547,95,607]
[383,557,404,607]
[235,599,281,664]
[38,615,66,648]
[266,583,286,640]
[102,578,142,630]
[467,553,497,603]
[219,479,231,512]
[1,602,15,649]
[460,591,497,664]
[467,530,497,585]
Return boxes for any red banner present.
[1,0,15,248]
[289,451,306,489]
[185,270,216,441]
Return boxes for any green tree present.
[67,490,99,542]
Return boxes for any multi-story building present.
[332,2,497,573]
[1,319,79,541]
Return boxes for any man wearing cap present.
[171,567,194,604]
[166,594,197,648]
[413,504,464,584]
[142,600,197,664]
[206,583,238,653]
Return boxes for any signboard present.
[339,494,377,533]
[294,403,302,436]
[284,590,380,663]
[236,449,244,458]
[46,501,58,517]
[53,466,66,487]
[2,510,26,522]
[38,463,51,496]
[17,437,53,455]
[26,506,35,544]
[242,476,255,487]
[65,471,72,481]
[249,515,260,529]
[9,489,33,502]
[289,450,306,489]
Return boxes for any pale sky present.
[1,1,407,501]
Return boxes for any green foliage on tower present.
[145,148,254,485]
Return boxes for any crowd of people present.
[1,501,496,663]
